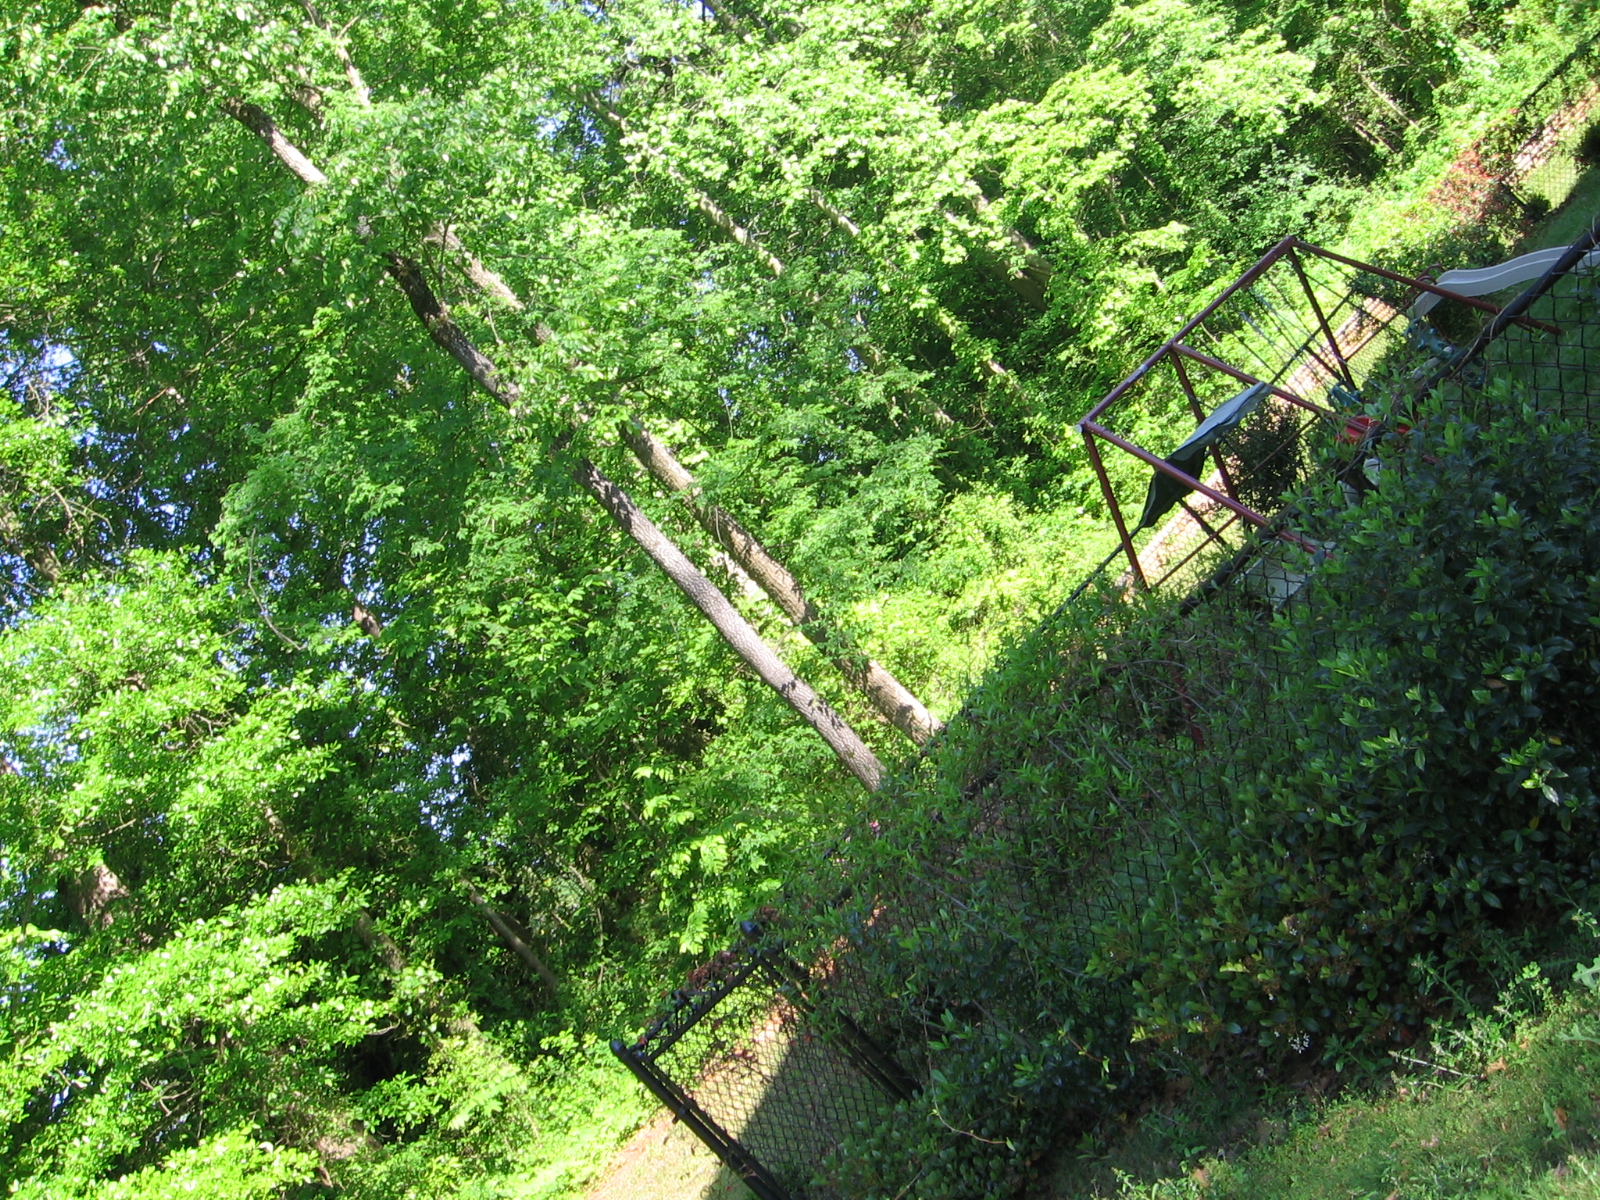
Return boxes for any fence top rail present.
[620,942,768,1064]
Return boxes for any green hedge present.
[804,385,1600,1197]
[1130,388,1600,1055]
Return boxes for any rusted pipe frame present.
[1168,344,1338,419]
[1084,238,1556,434]
[1287,245,1358,392]
[1081,426,1146,589]
[1082,237,1299,422]
[1297,240,1563,336]
[1079,419,1323,557]
[1081,419,1269,532]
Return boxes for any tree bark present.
[61,862,126,930]
[422,225,525,312]
[382,253,523,407]
[226,99,888,790]
[967,190,1053,311]
[236,95,931,743]
[386,256,885,784]
[621,421,941,745]
[298,0,372,105]
[221,98,328,186]
[465,881,562,997]
[575,457,885,790]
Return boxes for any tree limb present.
[464,881,562,997]
[621,420,942,745]
[220,98,327,186]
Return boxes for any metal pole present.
[1287,245,1358,391]
[610,1041,792,1200]
[1082,238,1298,422]
[1081,425,1146,588]
[1082,419,1309,546]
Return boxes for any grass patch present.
[1527,167,1600,251]
[1046,964,1600,1199]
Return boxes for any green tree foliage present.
[0,0,1596,1192]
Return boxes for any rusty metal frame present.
[1077,237,1524,588]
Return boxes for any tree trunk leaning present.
[575,458,885,790]
[225,99,888,791]
[621,421,942,746]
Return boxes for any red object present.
[1340,414,1378,444]
[1340,415,1411,444]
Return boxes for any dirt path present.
[583,1108,754,1200]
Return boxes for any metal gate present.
[610,923,918,1200]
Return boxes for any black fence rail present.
[1448,218,1600,424]
[610,924,919,1200]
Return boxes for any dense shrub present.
[799,590,1171,1197]
[1226,402,1308,514]
[1576,121,1600,168]
[810,388,1600,1196]
[1428,295,1487,347]
[1127,390,1600,1055]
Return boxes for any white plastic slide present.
[1411,244,1600,318]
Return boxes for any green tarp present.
[1136,382,1268,530]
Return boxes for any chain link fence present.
[1433,28,1600,228]
[610,926,919,1200]
[606,42,1600,1185]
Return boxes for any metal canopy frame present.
[1076,236,1552,591]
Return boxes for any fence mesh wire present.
[1463,226,1600,425]
[1434,31,1600,229]
[612,937,919,1200]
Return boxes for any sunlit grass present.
[1045,964,1600,1200]
[1525,167,1600,252]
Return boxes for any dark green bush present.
[797,588,1169,1197]
[806,388,1600,1196]
[1576,122,1600,168]
[1429,296,1486,347]
[1225,402,1308,514]
[1126,391,1600,1053]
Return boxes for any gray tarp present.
[1136,382,1268,530]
